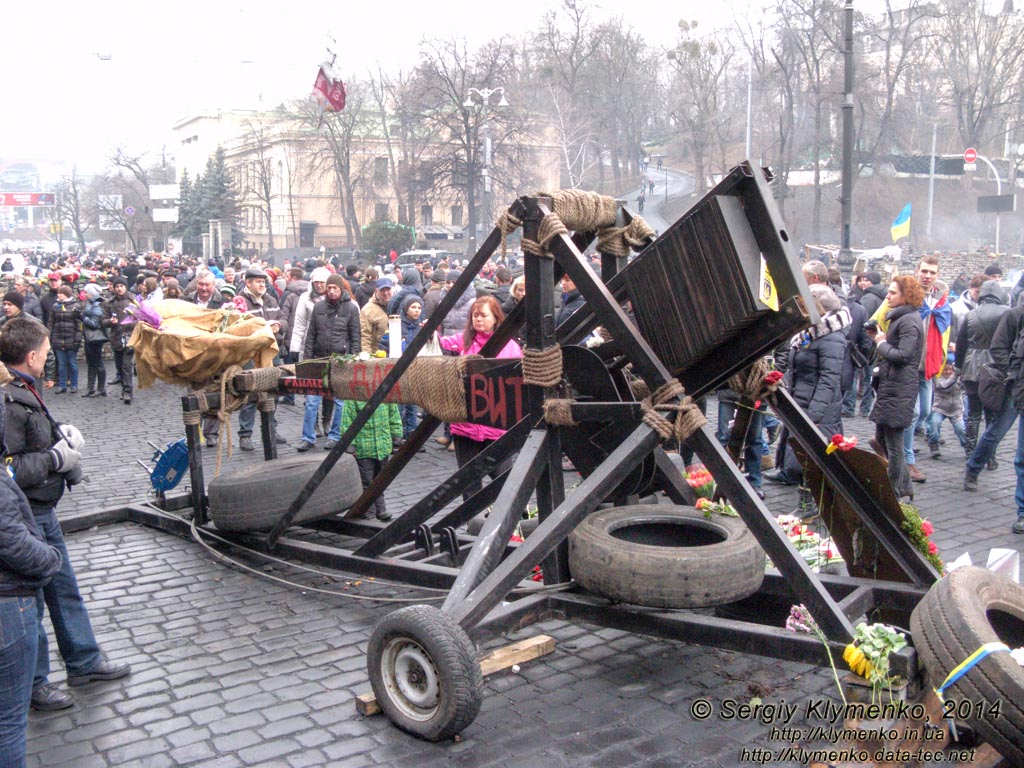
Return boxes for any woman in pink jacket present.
[439,295,522,498]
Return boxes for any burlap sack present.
[129,299,279,389]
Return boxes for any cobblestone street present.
[27,378,1021,767]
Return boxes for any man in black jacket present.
[0,384,61,763]
[0,318,130,712]
[299,274,361,450]
[236,267,287,452]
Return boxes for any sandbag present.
[128,299,278,389]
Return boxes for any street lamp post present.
[463,87,508,257]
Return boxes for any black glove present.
[392,437,405,453]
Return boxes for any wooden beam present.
[355,634,555,716]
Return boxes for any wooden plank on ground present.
[355,634,555,716]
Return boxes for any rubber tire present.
[367,605,484,741]
[910,566,1024,764]
[208,453,363,532]
[568,505,765,609]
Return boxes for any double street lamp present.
[463,87,508,256]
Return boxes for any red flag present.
[313,67,346,112]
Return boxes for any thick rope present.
[521,345,563,388]
[543,399,578,426]
[597,216,656,259]
[522,212,568,259]
[727,358,779,403]
[497,209,522,260]
[182,410,201,426]
[546,189,618,231]
[639,380,707,443]
[249,366,284,393]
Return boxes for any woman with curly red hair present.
[866,274,925,500]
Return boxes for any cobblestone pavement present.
[26,376,1022,767]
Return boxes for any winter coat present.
[278,279,309,348]
[187,290,225,311]
[870,304,924,429]
[932,369,964,420]
[40,289,59,327]
[304,294,362,359]
[955,282,1009,384]
[991,304,1024,410]
[354,280,377,308]
[440,285,476,338]
[787,326,846,434]
[439,330,522,442]
[360,296,390,354]
[340,400,403,461]
[48,299,81,351]
[0,467,60,597]
[859,284,886,320]
[2,372,66,509]
[22,291,43,322]
[422,285,444,319]
[556,289,586,327]
[841,298,872,393]
[289,289,325,358]
[238,288,284,346]
[81,296,108,344]
[102,294,137,351]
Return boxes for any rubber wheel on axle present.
[568,505,765,609]
[910,566,1024,764]
[367,605,484,741]
[208,453,362,532]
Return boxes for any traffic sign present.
[964,147,977,164]
[125,206,136,216]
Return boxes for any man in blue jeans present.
[966,301,1024,535]
[0,318,130,711]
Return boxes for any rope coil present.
[542,399,578,427]
[521,345,563,388]
[497,209,523,260]
[727,358,778,403]
[639,380,707,443]
[597,216,656,259]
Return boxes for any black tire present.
[367,605,483,741]
[208,453,363,532]
[910,566,1024,764]
[568,505,765,609]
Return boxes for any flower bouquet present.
[685,466,715,499]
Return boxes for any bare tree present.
[534,0,603,188]
[667,22,736,195]
[293,79,375,247]
[936,0,1024,152]
[416,36,534,255]
[239,116,279,251]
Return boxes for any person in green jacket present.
[340,400,403,521]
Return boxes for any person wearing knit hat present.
[2,290,25,315]
[325,273,349,293]
[81,283,109,396]
[297,268,360,451]
[220,283,237,299]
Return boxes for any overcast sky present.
[4,0,749,178]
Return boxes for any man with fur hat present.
[298,274,361,450]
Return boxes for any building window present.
[375,203,390,222]
[451,205,463,227]
[374,157,388,185]
[421,205,433,226]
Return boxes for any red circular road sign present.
[964,147,978,163]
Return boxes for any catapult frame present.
[108,162,936,740]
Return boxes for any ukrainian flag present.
[890,203,911,242]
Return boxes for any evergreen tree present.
[173,171,199,239]
[196,147,238,225]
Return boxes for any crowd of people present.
[2,242,1024,763]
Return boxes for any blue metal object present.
[149,439,190,493]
